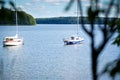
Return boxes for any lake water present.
[0,24,119,80]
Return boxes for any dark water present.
[0,24,119,80]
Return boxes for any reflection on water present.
[0,46,23,80]
[63,43,84,47]
[0,56,4,80]
[4,46,23,52]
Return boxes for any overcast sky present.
[9,0,116,18]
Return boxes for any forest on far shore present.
[0,8,36,25]
[36,17,120,24]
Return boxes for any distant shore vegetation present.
[36,17,120,25]
[1,8,120,25]
[0,8,36,25]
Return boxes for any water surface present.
[0,24,119,80]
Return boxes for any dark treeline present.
[36,17,76,24]
[0,8,36,25]
[36,17,120,24]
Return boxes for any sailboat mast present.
[77,2,79,35]
[15,0,18,35]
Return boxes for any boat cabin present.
[71,36,79,40]
[5,38,14,41]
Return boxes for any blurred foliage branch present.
[65,0,120,80]
[0,0,16,10]
[101,57,120,80]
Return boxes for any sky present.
[10,0,90,18]
[6,0,116,18]
[13,0,74,18]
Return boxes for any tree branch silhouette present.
[65,0,120,80]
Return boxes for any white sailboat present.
[3,0,24,46]
[63,3,84,45]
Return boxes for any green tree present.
[66,0,120,80]
[0,0,36,25]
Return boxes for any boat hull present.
[64,40,84,45]
[63,36,84,45]
[3,40,23,46]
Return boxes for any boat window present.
[6,38,9,41]
[71,37,74,40]
[6,38,13,41]
[10,38,13,40]
[76,38,79,40]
